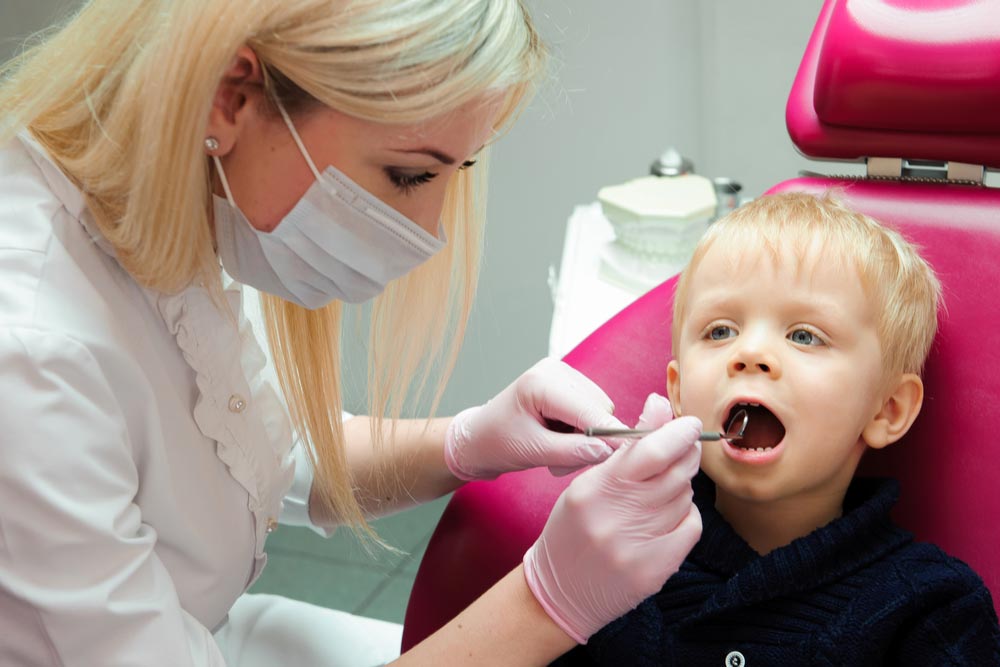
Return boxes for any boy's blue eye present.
[789,328,824,346]
[709,325,736,340]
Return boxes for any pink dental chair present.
[402,0,1000,649]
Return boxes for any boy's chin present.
[702,463,791,504]
[709,477,785,505]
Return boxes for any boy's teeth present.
[734,441,774,453]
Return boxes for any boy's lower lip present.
[722,437,784,464]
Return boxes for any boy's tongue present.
[734,405,785,449]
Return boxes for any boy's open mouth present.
[727,402,785,451]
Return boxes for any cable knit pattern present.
[156,280,295,585]
[553,474,1000,666]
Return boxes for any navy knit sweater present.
[552,474,1000,666]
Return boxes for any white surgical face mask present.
[212,100,446,309]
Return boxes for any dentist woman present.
[0,2,703,665]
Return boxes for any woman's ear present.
[862,373,924,449]
[205,46,266,154]
[666,359,682,416]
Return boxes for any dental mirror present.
[699,408,748,441]
[585,408,749,442]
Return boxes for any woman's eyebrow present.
[390,147,456,165]
[389,144,486,166]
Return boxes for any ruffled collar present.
[154,280,294,513]
[17,129,295,551]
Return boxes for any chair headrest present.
[787,0,1000,168]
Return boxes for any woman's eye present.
[788,328,824,346]
[708,325,736,341]
[386,169,438,193]
[459,160,477,170]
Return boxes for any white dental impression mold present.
[597,172,717,292]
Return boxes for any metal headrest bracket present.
[865,157,985,186]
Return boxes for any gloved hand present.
[522,393,703,644]
[443,358,630,480]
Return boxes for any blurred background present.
[1,0,834,622]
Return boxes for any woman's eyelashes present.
[386,169,438,193]
[385,160,477,193]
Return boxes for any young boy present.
[553,192,1000,665]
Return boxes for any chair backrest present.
[401,0,1000,650]
[402,280,677,649]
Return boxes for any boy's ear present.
[666,359,682,416]
[862,373,923,449]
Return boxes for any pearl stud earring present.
[204,137,220,152]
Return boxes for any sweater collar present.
[680,473,911,616]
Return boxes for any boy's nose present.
[727,345,781,378]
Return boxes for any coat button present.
[266,517,278,533]
[228,394,247,413]
[725,651,746,667]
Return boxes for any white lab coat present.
[0,134,401,666]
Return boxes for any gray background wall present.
[442,0,831,414]
[1,0,830,414]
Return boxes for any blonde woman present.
[0,1,704,665]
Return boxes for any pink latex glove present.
[523,393,703,644]
[443,358,630,480]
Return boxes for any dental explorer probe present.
[585,409,749,442]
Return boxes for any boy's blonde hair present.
[672,192,942,379]
[0,0,546,534]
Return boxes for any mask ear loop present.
[212,155,238,207]
[209,97,324,208]
[273,98,325,185]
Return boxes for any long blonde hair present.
[0,0,546,533]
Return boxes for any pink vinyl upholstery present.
[789,0,1000,165]
[768,177,1000,604]
[401,0,1000,650]
[401,280,682,650]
